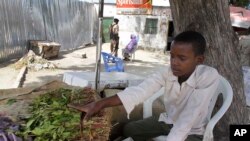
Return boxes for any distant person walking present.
[109,18,119,57]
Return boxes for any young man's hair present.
[114,18,119,24]
[173,31,206,55]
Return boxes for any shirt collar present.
[168,66,198,88]
[185,70,196,87]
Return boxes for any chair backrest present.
[135,35,140,48]
[101,52,112,71]
[203,75,233,141]
[101,52,124,72]
[135,35,139,44]
[206,75,233,121]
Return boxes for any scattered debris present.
[13,50,57,71]
[82,53,87,59]
[29,40,60,59]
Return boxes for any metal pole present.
[94,0,104,94]
[94,18,103,93]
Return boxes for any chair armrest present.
[143,88,164,119]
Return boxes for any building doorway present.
[102,17,113,43]
[166,21,174,51]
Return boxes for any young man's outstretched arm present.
[68,95,122,120]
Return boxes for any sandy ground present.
[0,43,170,89]
[0,61,20,89]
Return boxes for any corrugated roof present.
[230,6,250,29]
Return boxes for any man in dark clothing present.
[109,18,119,57]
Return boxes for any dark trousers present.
[123,116,203,141]
[110,37,119,57]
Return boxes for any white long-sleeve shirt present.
[117,65,220,141]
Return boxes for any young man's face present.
[170,42,204,80]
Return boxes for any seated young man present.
[68,31,220,141]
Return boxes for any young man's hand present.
[67,95,122,120]
[67,101,103,120]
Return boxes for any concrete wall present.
[117,15,169,50]
[96,4,171,50]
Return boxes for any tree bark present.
[169,0,250,140]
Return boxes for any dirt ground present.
[0,43,170,89]
[0,61,20,89]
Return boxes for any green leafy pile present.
[18,88,110,141]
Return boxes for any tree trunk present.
[169,0,250,140]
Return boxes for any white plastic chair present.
[130,50,136,62]
[141,75,233,141]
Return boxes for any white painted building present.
[93,0,172,50]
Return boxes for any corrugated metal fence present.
[0,0,98,63]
